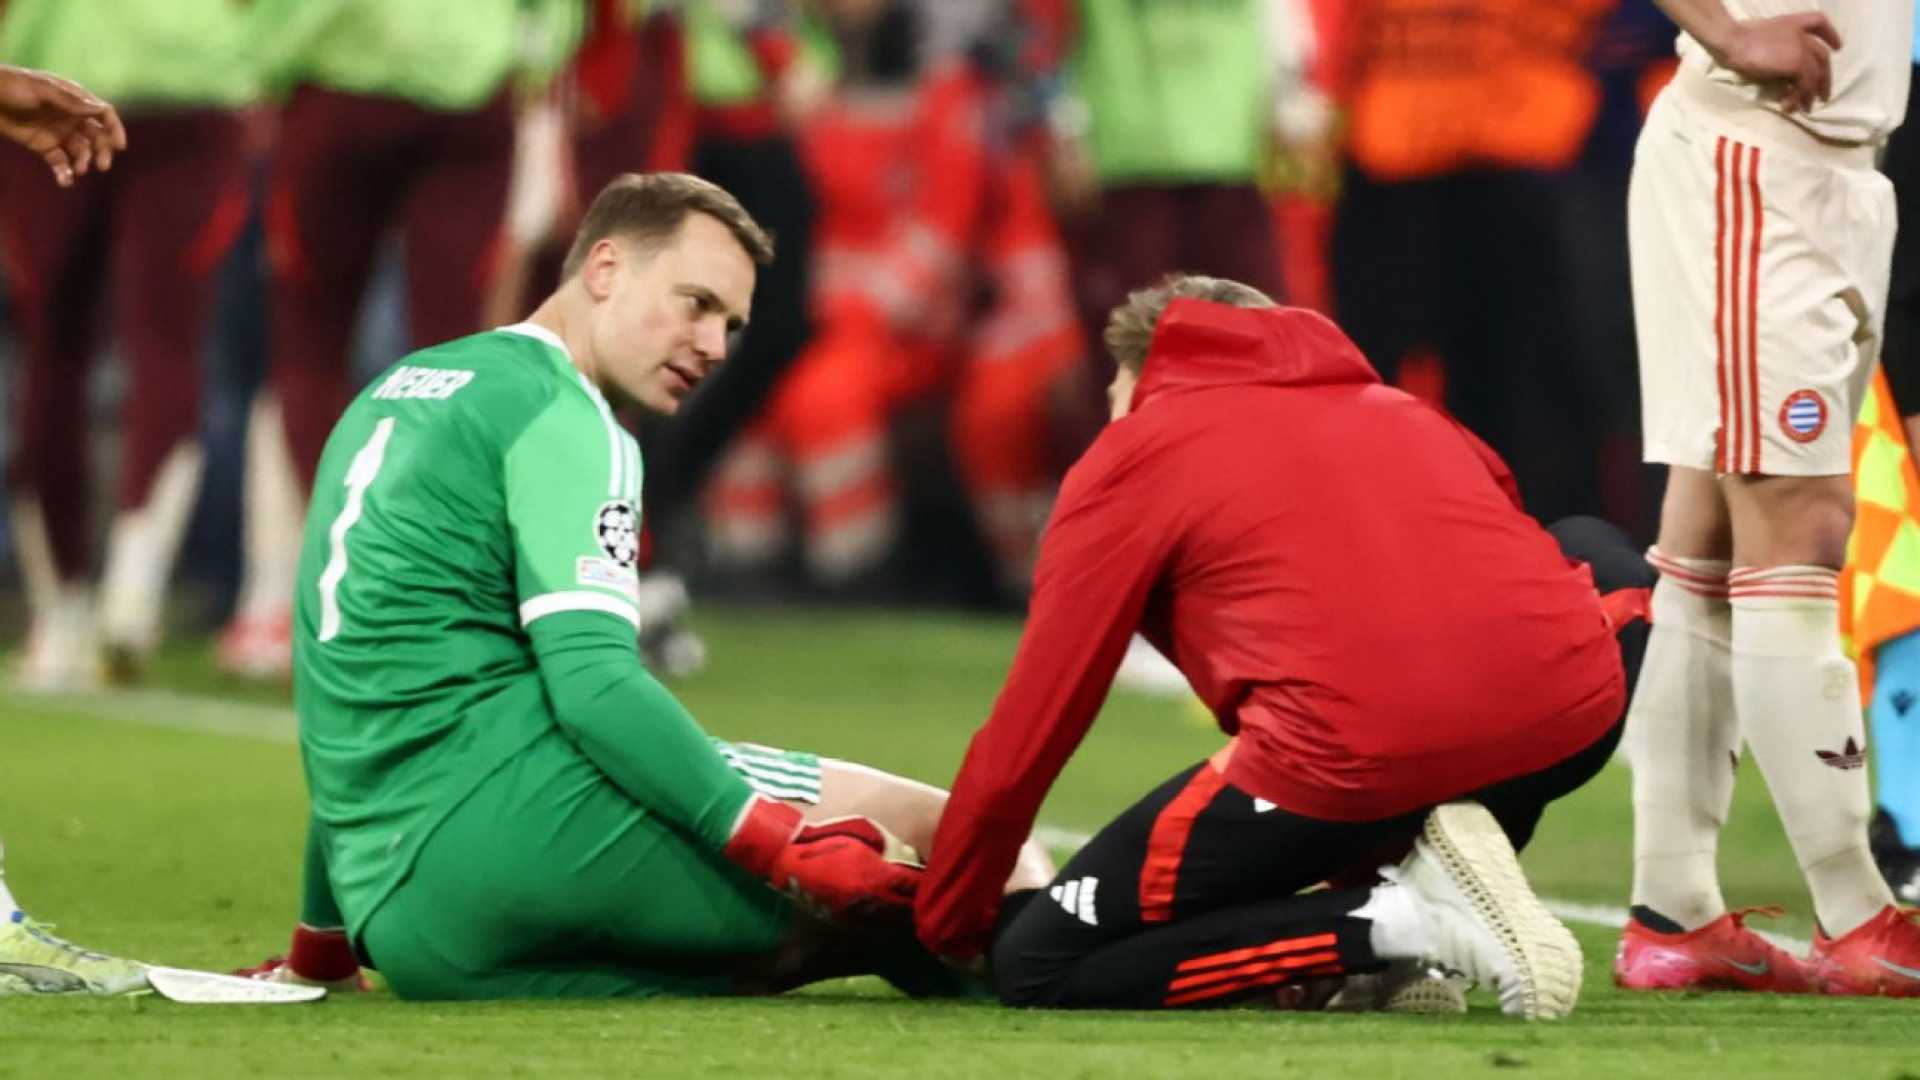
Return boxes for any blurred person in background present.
[1840,9,1920,908]
[1327,0,1617,529]
[1018,0,1323,350]
[704,0,1082,598]
[218,0,582,679]
[0,0,255,690]
[705,0,978,591]
[948,53,1088,600]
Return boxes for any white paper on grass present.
[143,966,327,1004]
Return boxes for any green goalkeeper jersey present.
[293,323,756,938]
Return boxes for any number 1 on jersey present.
[317,417,396,643]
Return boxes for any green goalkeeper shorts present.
[359,729,822,1000]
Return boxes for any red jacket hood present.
[1131,299,1381,411]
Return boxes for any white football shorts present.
[1630,77,1896,477]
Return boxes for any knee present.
[1656,469,1735,560]
[989,939,1051,1007]
[1733,475,1854,568]
[988,889,1064,1007]
[1789,483,1856,568]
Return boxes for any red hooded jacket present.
[915,300,1626,959]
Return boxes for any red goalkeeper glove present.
[722,796,922,921]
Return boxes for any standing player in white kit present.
[1620,0,1920,996]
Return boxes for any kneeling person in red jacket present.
[914,275,1652,1019]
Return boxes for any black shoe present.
[1869,808,1920,905]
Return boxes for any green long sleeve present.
[528,610,756,851]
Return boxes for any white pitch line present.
[29,692,1814,954]
[16,686,297,745]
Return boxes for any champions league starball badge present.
[594,500,639,568]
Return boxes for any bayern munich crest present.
[594,500,639,568]
[1779,389,1827,443]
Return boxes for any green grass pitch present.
[1,607,1914,1078]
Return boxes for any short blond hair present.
[1103,274,1276,374]
[561,172,775,279]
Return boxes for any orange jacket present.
[1337,0,1615,180]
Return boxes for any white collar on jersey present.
[496,321,572,362]
[496,320,620,416]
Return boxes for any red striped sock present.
[288,923,360,983]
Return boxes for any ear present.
[581,237,624,301]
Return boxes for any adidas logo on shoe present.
[1049,877,1099,927]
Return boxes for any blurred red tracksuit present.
[708,62,1080,585]
[0,110,251,581]
[953,144,1086,588]
[915,299,1625,959]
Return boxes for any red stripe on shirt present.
[1138,766,1228,923]
[1746,143,1764,474]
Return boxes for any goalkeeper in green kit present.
[242,173,1050,1000]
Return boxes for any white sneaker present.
[97,442,207,682]
[1398,802,1582,1020]
[11,586,102,693]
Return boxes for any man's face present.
[585,213,755,414]
[1107,365,1138,422]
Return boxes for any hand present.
[724,798,923,921]
[0,66,127,186]
[772,815,923,921]
[1710,13,1843,114]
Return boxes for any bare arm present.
[1653,0,1843,113]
